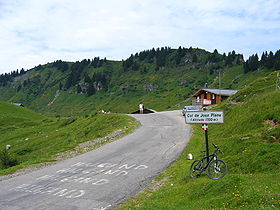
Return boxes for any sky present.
[0,0,279,74]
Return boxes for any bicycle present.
[189,144,227,179]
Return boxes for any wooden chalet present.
[193,88,238,106]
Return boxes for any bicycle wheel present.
[190,160,203,178]
[207,159,227,179]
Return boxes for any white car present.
[182,106,200,116]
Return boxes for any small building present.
[193,88,238,106]
[11,103,24,107]
[131,108,155,114]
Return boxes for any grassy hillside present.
[0,101,45,126]
[0,47,247,116]
[0,102,139,175]
[118,71,280,209]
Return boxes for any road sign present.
[201,124,208,130]
[185,111,224,124]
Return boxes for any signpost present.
[185,111,224,124]
[185,111,224,162]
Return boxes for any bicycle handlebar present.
[212,143,223,153]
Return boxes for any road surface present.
[0,110,192,210]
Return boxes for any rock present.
[143,84,158,91]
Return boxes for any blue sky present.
[0,0,279,74]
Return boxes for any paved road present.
[0,110,192,210]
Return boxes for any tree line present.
[63,58,108,93]
[0,68,26,87]
[52,57,107,73]
[76,72,107,96]
[244,50,280,73]
[122,47,172,71]
[122,46,243,72]
[1,47,279,93]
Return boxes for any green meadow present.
[0,102,139,174]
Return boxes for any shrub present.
[58,118,77,127]
[0,149,19,169]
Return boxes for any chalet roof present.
[193,88,239,97]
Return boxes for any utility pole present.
[276,72,280,90]
[219,71,221,103]
[219,71,221,90]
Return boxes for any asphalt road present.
[0,110,192,210]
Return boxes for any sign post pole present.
[202,123,209,162]
[205,128,209,162]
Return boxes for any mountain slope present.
[1,47,278,116]
[0,47,246,116]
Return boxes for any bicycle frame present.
[199,152,218,171]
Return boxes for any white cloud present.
[0,0,279,73]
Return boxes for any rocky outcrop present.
[143,84,158,91]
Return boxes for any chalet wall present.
[196,91,225,105]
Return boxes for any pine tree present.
[87,80,96,96]
[17,85,22,92]
[58,82,63,90]
[273,50,280,70]
[244,54,260,73]
[20,68,25,75]
[260,51,268,66]
[252,54,259,71]
[77,84,82,93]
[192,54,198,63]
[265,51,274,69]
[84,73,91,83]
